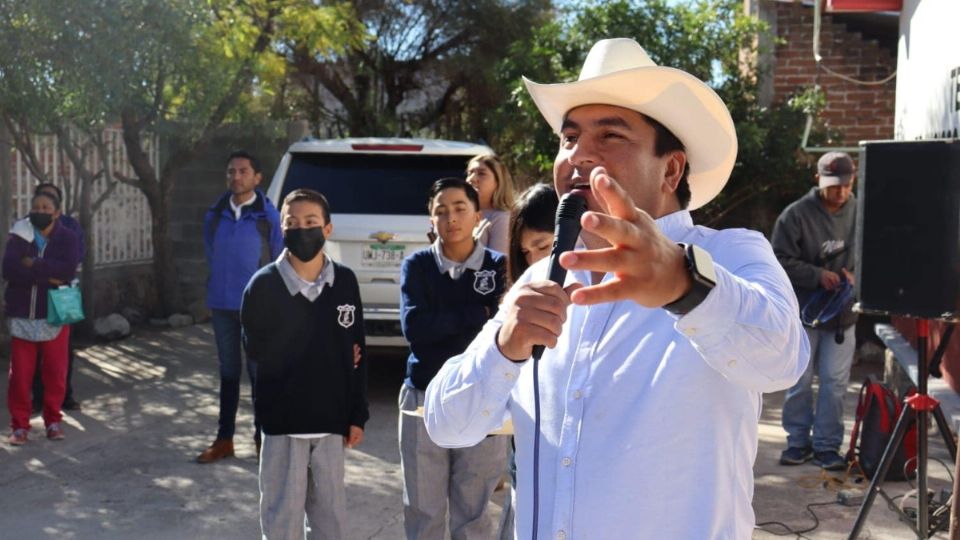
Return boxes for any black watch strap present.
[663,243,717,316]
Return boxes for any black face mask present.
[28,212,53,230]
[284,226,326,262]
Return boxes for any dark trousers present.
[211,309,260,442]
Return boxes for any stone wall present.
[87,262,155,318]
[167,125,291,318]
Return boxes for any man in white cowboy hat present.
[423,38,809,538]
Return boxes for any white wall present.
[895,0,960,140]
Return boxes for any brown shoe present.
[196,439,234,463]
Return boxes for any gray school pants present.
[259,434,346,540]
[399,384,508,540]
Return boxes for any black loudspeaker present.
[856,139,960,320]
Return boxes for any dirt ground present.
[0,323,953,539]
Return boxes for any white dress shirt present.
[431,238,486,279]
[424,210,810,539]
[276,249,334,302]
[229,192,257,220]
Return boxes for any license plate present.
[362,243,406,266]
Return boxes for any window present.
[280,153,470,215]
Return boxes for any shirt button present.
[573,390,582,400]
[505,372,515,380]
[482,409,490,417]
[727,359,737,368]
[561,457,572,467]
[684,328,697,336]
[557,531,567,540]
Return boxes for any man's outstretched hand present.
[559,167,691,308]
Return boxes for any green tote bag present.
[47,285,85,326]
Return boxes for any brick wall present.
[767,0,897,145]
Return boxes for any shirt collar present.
[655,210,694,242]
[432,239,485,279]
[566,210,694,288]
[276,249,335,301]
[229,192,258,220]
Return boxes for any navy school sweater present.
[240,261,368,436]
[400,247,506,391]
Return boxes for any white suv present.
[266,137,494,347]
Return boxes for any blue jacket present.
[204,190,283,310]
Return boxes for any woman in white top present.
[466,154,515,254]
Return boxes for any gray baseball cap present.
[818,152,855,188]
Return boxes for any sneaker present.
[779,446,814,465]
[46,423,65,441]
[8,429,28,446]
[813,450,847,471]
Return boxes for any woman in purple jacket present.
[4,192,80,445]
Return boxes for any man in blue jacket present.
[197,150,283,463]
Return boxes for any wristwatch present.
[663,243,717,316]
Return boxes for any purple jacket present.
[3,219,81,319]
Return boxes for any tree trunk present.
[150,184,183,316]
[0,123,12,343]
[77,166,96,335]
[120,112,184,317]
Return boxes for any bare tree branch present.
[2,113,52,184]
[89,132,119,214]
[112,171,141,190]
[91,178,120,214]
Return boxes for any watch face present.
[690,244,717,285]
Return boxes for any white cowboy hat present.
[523,38,737,210]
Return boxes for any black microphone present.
[531,193,588,360]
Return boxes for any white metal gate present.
[10,128,155,267]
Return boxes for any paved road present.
[0,323,953,538]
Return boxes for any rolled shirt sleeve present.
[674,240,809,392]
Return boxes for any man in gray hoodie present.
[772,152,858,471]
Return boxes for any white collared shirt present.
[229,193,257,220]
[275,249,335,302]
[431,239,485,279]
[424,210,810,539]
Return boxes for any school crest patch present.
[473,270,497,295]
[337,304,356,329]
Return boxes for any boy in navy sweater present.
[241,189,367,540]
[399,177,507,539]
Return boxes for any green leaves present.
[490,0,815,231]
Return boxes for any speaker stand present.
[848,319,958,539]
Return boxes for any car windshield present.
[280,152,471,215]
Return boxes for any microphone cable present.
[532,354,542,540]
[530,193,586,540]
